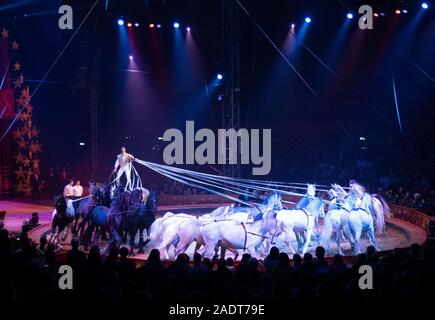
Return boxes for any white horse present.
[276,197,325,254]
[320,187,354,255]
[148,212,200,259]
[346,191,390,254]
[200,210,278,259]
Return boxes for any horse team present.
[49,181,390,259]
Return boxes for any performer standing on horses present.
[113,146,136,192]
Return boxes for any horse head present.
[146,191,157,213]
[263,192,283,211]
[54,195,67,215]
[349,180,366,198]
[331,183,348,201]
[328,188,338,200]
[307,183,316,197]
[261,210,278,232]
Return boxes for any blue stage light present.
[134,22,139,27]
[305,17,311,23]
[217,74,223,80]
[173,22,180,28]
[157,24,162,29]
[347,13,353,19]
[117,19,124,26]
[422,2,429,9]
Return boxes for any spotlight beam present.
[410,60,435,84]
[234,0,317,97]
[392,76,403,134]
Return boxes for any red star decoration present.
[17,139,27,149]
[14,152,24,163]
[13,128,23,139]
[13,62,21,71]
[30,126,39,137]
[1,28,9,39]
[11,40,19,50]
[22,158,31,167]
[25,104,33,113]
[15,167,25,180]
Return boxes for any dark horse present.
[50,196,74,243]
[127,191,157,255]
[81,188,144,251]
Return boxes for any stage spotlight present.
[134,22,139,27]
[117,19,124,26]
[305,17,311,23]
[402,9,408,13]
[157,24,162,29]
[173,22,180,28]
[291,23,295,28]
[127,22,132,27]
[380,12,385,16]
[395,9,401,15]
[149,23,155,28]
[422,2,429,9]
[129,55,133,60]
[186,26,191,32]
[79,142,85,146]
[374,12,379,17]
[216,73,223,80]
[347,13,353,19]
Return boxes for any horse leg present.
[193,241,201,254]
[283,230,297,254]
[61,223,69,242]
[335,227,343,255]
[220,245,226,259]
[367,225,378,250]
[129,225,138,256]
[73,216,80,234]
[174,237,192,257]
[341,222,353,254]
[293,230,303,253]
[302,228,313,254]
[353,228,362,254]
[138,226,146,254]
[247,246,257,258]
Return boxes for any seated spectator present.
[264,246,279,272]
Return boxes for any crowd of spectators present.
[1,227,434,306]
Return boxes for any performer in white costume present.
[113,146,136,191]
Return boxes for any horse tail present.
[371,195,390,234]
[149,217,165,241]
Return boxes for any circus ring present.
[10,194,431,265]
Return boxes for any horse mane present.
[350,180,366,197]
[332,184,347,200]
[262,192,277,205]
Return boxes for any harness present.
[300,208,311,227]
[351,207,371,215]
[240,222,281,251]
